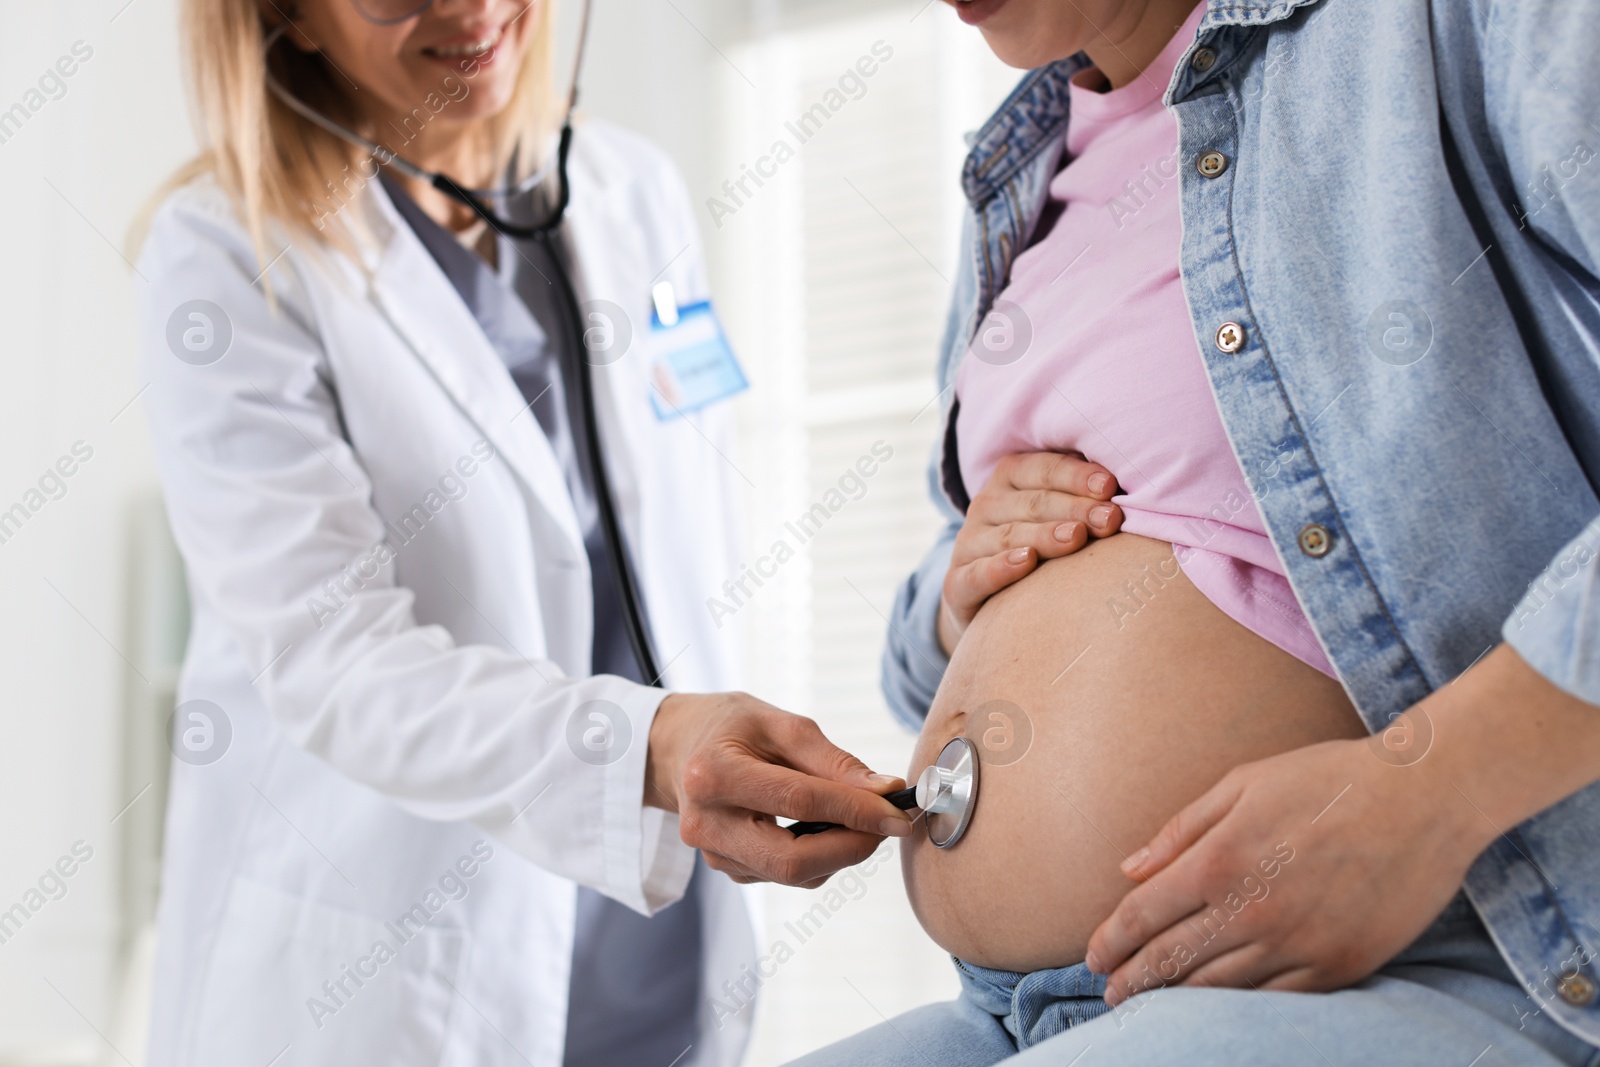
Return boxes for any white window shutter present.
[705,5,1020,1059]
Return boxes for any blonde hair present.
[137,0,559,269]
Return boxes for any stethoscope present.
[264,0,664,683]
[788,737,980,849]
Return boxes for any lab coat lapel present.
[364,181,586,558]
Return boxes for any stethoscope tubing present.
[538,217,664,684]
[786,786,920,838]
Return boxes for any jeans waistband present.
[953,956,1110,1050]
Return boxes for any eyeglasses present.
[350,0,433,25]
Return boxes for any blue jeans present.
[787,896,1600,1066]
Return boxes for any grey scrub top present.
[382,174,704,1067]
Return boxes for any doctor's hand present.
[940,451,1123,656]
[645,692,912,887]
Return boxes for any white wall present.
[0,0,186,1061]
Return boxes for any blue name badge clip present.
[646,284,748,422]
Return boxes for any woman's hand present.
[1084,642,1600,1009]
[1084,730,1492,1007]
[645,691,913,888]
[939,452,1123,655]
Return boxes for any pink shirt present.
[954,2,1335,677]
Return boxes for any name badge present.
[646,286,748,421]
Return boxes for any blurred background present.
[0,0,1019,1063]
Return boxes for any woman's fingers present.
[997,451,1120,500]
[966,485,1123,550]
[1091,500,1125,537]
[1120,772,1246,883]
[1172,941,1281,993]
[1086,880,1208,981]
[969,486,1123,536]
[943,546,1041,626]
[939,452,1124,652]
[1106,937,1266,1006]
[1090,774,1251,982]
[965,517,1095,562]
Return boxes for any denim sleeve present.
[1484,0,1600,706]
[880,519,956,732]
[1502,517,1600,705]
[1481,0,1600,277]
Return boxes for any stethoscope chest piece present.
[917,737,980,849]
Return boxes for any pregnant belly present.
[901,533,1364,972]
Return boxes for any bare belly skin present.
[901,533,1364,972]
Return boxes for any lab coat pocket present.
[188,875,466,1067]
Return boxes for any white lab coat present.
[135,120,760,1067]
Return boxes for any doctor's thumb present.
[859,769,908,794]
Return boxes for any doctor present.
[132,0,941,1063]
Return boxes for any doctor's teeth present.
[426,29,502,57]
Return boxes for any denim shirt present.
[881,0,1600,1044]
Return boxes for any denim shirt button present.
[1298,523,1333,558]
[1191,47,1218,73]
[1215,321,1246,353]
[1558,973,1597,1006]
[1197,150,1229,178]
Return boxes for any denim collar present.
[1203,0,1324,27]
[958,0,1326,207]
[959,57,1088,208]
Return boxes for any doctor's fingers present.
[687,756,913,838]
[753,712,906,794]
[696,820,882,887]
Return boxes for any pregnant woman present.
[801,0,1600,1064]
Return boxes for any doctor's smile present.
[14,0,1595,1062]
[419,25,507,63]
[946,0,1013,27]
